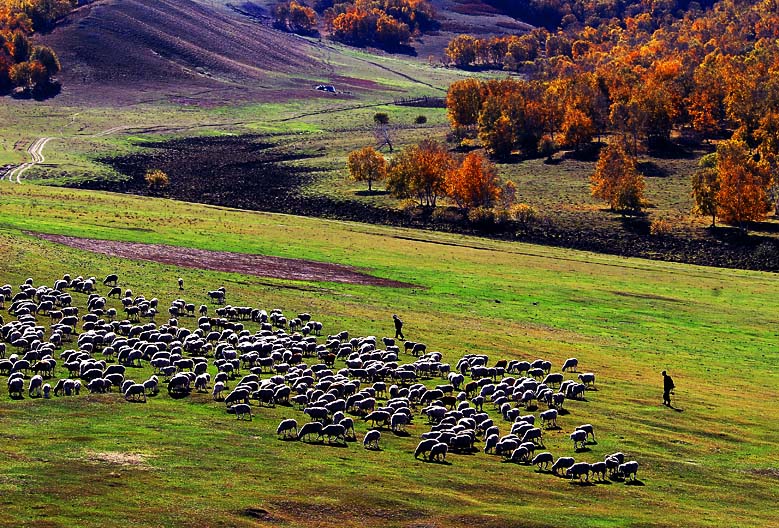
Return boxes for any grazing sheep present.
[542,373,564,387]
[509,446,530,464]
[365,410,391,428]
[212,381,226,401]
[103,274,118,287]
[228,403,253,420]
[532,452,554,470]
[570,429,588,450]
[590,461,607,480]
[363,429,381,450]
[429,442,448,462]
[124,383,147,402]
[521,427,543,446]
[562,358,578,372]
[552,456,575,475]
[320,423,346,444]
[539,409,558,428]
[276,418,299,439]
[28,375,43,397]
[304,406,330,423]
[575,423,596,442]
[298,421,323,442]
[8,377,24,398]
[484,434,499,454]
[449,434,474,453]
[578,372,596,387]
[42,383,51,399]
[390,412,409,433]
[566,462,591,481]
[414,439,438,460]
[143,376,159,395]
[618,461,639,481]
[605,456,622,475]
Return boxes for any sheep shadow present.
[279,436,299,442]
[422,459,452,465]
[391,430,411,438]
[556,408,571,416]
[570,480,597,487]
[544,425,562,431]
[574,447,592,453]
[167,391,192,400]
[8,394,24,401]
[624,479,645,486]
[320,441,349,448]
[363,446,383,452]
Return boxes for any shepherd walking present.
[662,370,675,407]
[393,314,404,340]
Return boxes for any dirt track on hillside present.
[33,233,413,288]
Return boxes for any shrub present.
[649,218,673,236]
[415,115,427,124]
[145,169,169,193]
[467,206,495,227]
[509,203,537,226]
[492,207,511,226]
[374,112,390,125]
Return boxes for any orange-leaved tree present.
[715,138,772,229]
[590,143,645,214]
[446,78,483,130]
[347,146,386,193]
[446,152,500,210]
[387,140,453,207]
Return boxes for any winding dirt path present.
[32,232,414,288]
[7,137,53,183]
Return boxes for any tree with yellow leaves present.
[347,146,386,193]
[590,143,645,214]
[446,152,500,210]
[715,138,772,229]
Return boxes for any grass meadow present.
[0,183,777,527]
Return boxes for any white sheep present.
[363,429,381,450]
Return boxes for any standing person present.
[662,370,675,406]
[393,314,404,340]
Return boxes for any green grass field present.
[0,183,778,527]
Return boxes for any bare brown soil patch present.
[84,450,153,469]
[32,233,414,288]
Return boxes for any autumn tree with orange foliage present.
[715,139,772,230]
[0,0,70,93]
[386,140,453,207]
[347,146,386,193]
[273,1,318,35]
[325,0,433,50]
[590,143,645,214]
[446,78,483,130]
[446,152,500,209]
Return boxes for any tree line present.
[443,0,779,228]
[0,0,71,95]
[272,0,436,51]
[346,140,526,224]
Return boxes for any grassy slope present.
[0,183,778,527]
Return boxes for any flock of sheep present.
[0,273,640,485]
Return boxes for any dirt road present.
[6,137,53,183]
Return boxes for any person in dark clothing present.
[662,370,675,406]
[393,314,404,340]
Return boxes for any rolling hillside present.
[38,0,327,103]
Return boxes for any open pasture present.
[0,183,778,527]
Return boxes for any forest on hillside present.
[441,0,779,229]
[0,0,72,94]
